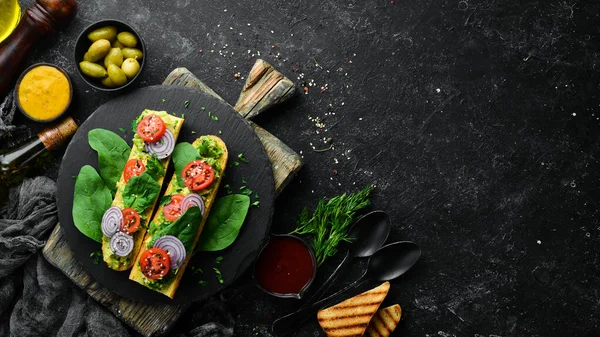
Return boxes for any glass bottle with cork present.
[0,116,78,186]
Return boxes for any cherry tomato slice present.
[182,160,215,191]
[123,159,145,183]
[120,208,140,234]
[140,248,171,280]
[136,114,166,143]
[163,194,184,222]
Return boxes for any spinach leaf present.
[122,172,161,213]
[88,129,131,194]
[150,207,202,253]
[72,165,112,243]
[145,156,164,181]
[195,194,250,252]
[172,142,200,185]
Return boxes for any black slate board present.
[56,85,275,305]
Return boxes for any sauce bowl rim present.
[15,62,73,123]
[253,233,317,299]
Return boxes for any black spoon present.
[307,211,391,300]
[271,241,421,336]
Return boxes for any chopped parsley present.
[211,115,219,121]
[251,200,260,208]
[238,153,249,163]
[241,176,247,184]
[184,100,190,108]
[213,268,224,284]
[215,256,224,264]
[198,280,208,286]
[239,186,252,196]
[224,184,233,194]
[201,106,206,110]
[191,266,203,275]
[90,251,102,264]
[161,98,166,103]
[234,161,240,166]
[118,127,126,133]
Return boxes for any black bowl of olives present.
[74,20,146,91]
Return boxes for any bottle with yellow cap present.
[0,116,78,186]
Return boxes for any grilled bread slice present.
[365,304,402,337]
[129,135,228,298]
[102,110,184,271]
[317,281,390,337]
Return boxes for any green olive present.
[121,58,140,79]
[79,61,107,78]
[87,26,117,42]
[121,48,143,60]
[86,39,111,62]
[104,48,124,68]
[101,77,119,88]
[112,40,125,49]
[117,32,138,48]
[107,64,127,86]
[82,51,92,62]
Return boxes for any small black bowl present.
[74,19,146,92]
[253,234,317,299]
[15,63,73,123]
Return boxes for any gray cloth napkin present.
[0,177,234,337]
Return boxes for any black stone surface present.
[8,0,600,336]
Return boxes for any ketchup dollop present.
[255,235,315,295]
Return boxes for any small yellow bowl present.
[16,63,73,123]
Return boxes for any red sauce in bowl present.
[255,235,316,297]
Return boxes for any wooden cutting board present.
[42,60,301,336]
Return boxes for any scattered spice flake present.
[191,130,196,134]
[184,100,190,108]
[211,115,219,121]
[251,200,260,208]
[239,185,253,196]
[198,280,208,286]
[90,252,102,264]
[238,153,249,163]
[333,169,338,175]
[215,256,224,264]
[234,73,240,79]
[303,87,309,94]
[213,268,224,284]
[118,127,126,133]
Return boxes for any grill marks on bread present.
[317,282,390,337]
[365,304,402,337]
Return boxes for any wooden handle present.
[233,59,296,119]
[0,0,77,96]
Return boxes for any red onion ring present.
[110,232,134,257]
[144,129,175,159]
[102,206,123,238]
[181,193,205,216]
[153,235,186,269]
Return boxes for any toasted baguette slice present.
[129,135,228,298]
[365,304,402,337]
[102,110,184,271]
[317,281,390,337]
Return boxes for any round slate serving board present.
[57,85,275,304]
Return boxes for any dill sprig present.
[291,185,374,266]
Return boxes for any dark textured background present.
[9,0,600,336]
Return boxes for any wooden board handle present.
[233,59,296,119]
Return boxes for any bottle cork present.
[38,116,78,151]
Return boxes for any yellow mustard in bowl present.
[17,64,72,122]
